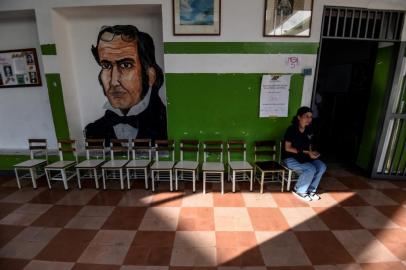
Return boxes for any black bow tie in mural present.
[105,110,139,129]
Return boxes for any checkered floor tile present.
[0,168,405,270]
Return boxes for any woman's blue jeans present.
[283,158,327,194]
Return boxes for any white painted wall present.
[52,5,164,146]
[0,10,57,150]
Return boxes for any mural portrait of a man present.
[85,25,167,142]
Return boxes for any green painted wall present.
[166,73,304,161]
[356,45,394,170]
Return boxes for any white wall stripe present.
[164,54,317,74]
[42,55,60,74]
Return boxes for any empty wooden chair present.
[45,139,78,190]
[126,139,152,189]
[253,140,285,193]
[101,139,130,190]
[227,140,253,192]
[174,140,199,192]
[75,139,106,189]
[14,139,48,189]
[150,140,175,191]
[202,141,225,194]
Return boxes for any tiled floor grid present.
[0,168,405,270]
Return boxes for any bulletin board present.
[0,48,42,88]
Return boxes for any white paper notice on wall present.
[259,74,291,117]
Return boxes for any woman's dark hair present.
[91,25,164,98]
[291,106,313,126]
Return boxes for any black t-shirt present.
[282,124,314,163]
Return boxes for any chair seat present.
[202,162,224,172]
[76,160,105,169]
[46,160,76,169]
[229,161,253,170]
[151,161,174,170]
[126,160,150,168]
[14,159,47,168]
[255,161,284,172]
[174,161,199,170]
[101,160,129,169]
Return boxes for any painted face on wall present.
[98,36,143,111]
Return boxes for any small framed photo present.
[173,0,221,35]
[0,48,42,88]
[263,0,314,37]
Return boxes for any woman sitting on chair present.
[282,106,326,201]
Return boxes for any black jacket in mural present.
[84,94,167,144]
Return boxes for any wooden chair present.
[101,139,130,190]
[227,140,253,192]
[253,140,285,193]
[126,139,152,189]
[150,140,175,191]
[174,140,199,192]
[75,139,106,189]
[45,139,78,190]
[14,139,48,189]
[202,141,225,194]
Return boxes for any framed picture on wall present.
[263,0,314,37]
[0,48,42,88]
[173,0,221,35]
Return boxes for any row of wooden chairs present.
[13,139,299,193]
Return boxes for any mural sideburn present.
[85,25,167,143]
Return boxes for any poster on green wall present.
[259,74,291,117]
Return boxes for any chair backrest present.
[110,139,130,160]
[179,140,199,162]
[254,140,277,162]
[85,139,105,160]
[58,139,78,162]
[203,141,223,162]
[155,140,175,161]
[28,139,48,160]
[132,139,152,161]
[227,140,247,162]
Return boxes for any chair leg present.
[29,168,37,189]
[287,170,292,191]
[281,171,285,192]
[14,168,21,189]
[260,173,264,194]
[126,169,131,190]
[61,170,68,190]
[94,169,99,189]
[250,170,253,192]
[221,172,224,194]
[203,172,206,194]
[102,169,107,190]
[232,170,236,193]
[151,170,155,192]
[45,169,52,189]
[144,168,149,189]
[169,170,173,192]
[76,169,82,189]
[175,169,178,191]
[120,169,124,190]
[192,170,196,193]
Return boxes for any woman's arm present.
[285,141,319,159]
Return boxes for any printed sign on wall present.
[259,74,291,117]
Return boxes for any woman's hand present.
[308,151,320,159]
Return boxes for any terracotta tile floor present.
[0,168,405,269]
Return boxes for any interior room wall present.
[0,10,57,150]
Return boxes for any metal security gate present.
[372,43,406,179]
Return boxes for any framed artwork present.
[173,0,221,35]
[263,0,314,37]
[0,48,42,88]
